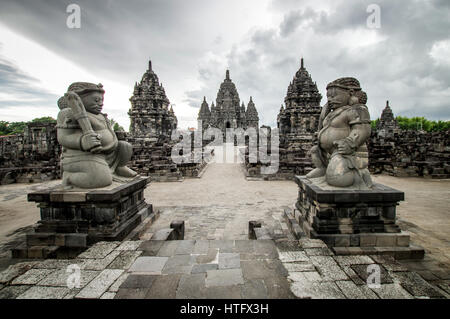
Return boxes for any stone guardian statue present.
[56,82,137,188]
[307,77,373,189]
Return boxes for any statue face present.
[81,91,104,114]
[327,87,350,109]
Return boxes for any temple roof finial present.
[149,60,152,71]
[250,96,253,102]
[226,69,230,80]
[203,96,206,102]
[386,100,389,107]
[301,57,304,69]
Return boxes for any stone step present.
[332,245,425,260]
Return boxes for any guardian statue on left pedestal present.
[57,82,137,188]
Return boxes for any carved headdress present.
[58,82,104,110]
[326,77,367,105]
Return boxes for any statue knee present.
[326,155,354,187]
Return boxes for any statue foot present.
[115,166,137,178]
[306,168,326,178]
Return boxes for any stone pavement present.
[0,239,448,299]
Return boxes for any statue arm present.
[57,128,83,150]
[335,105,371,155]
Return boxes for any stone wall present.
[368,129,450,178]
[0,122,61,184]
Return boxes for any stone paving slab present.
[38,269,100,287]
[76,269,124,299]
[17,286,70,299]
[0,238,448,299]
[129,256,168,274]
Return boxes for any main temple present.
[197,70,259,133]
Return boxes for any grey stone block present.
[17,286,70,299]
[76,269,124,299]
[191,264,218,274]
[206,269,244,287]
[129,256,168,274]
[218,253,240,269]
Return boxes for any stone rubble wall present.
[368,129,450,178]
[243,128,450,180]
[0,123,61,184]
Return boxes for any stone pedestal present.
[294,176,424,259]
[12,177,153,259]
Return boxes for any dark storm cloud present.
[0,0,448,126]
[192,0,450,125]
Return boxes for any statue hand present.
[334,139,354,155]
[81,132,102,151]
[65,91,84,107]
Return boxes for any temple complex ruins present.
[197,70,259,134]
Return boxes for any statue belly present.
[319,127,350,153]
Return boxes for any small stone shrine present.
[293,77,424,259]
[127,60,183,181]
[13,82,154,258]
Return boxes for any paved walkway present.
[0,154,449,298]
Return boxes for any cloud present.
[0,0,448,130]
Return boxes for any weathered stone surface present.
[205,285,242,299]
[76,269,124,299]
[78,242,120,259]
[278,251,309,263]
[309,256,349,281]
[0,262,37,284]
[193,240,210,254]
[80,250,121,270]
[288,271,322,282]
[108,272,129,292]
[191,264,218,274]
[333,255,375,266]
[205,269,244,287]
[114,288,150,299]
[218,253,240,269]
[291,281,346,299]
[11,269,55,285]
[145,274,181,299]
[128,256,168,274]
[39,269,99,287]
[176,273,206,298]
[162,255,195,274]
[371,283,414,299]
[157,241,181,257]
[100,292,116,299]
[241,279,268,299]
[196,248,219,264]
[120,274,158,288]
[393,271,445,298]
[17,286,70,299]
[335,280,372,299]
[351,264,393,284]
[107,251,142,270]
[116,241,143,251]
[139,240,164,256]
[283,262,316,272]
[0,285,30,299]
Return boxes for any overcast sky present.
[0,0,449,130]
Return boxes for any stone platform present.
[12,177,153,259]
[294,176,424,259]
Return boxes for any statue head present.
[326,77,367,109]
[67,82,105,115]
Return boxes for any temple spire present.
[386,100,390,107]
[149,60,152,71]
[301,57,304,69]
[226,70,230,80]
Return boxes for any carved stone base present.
[12,177,153,259]
[294,175,424,259]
